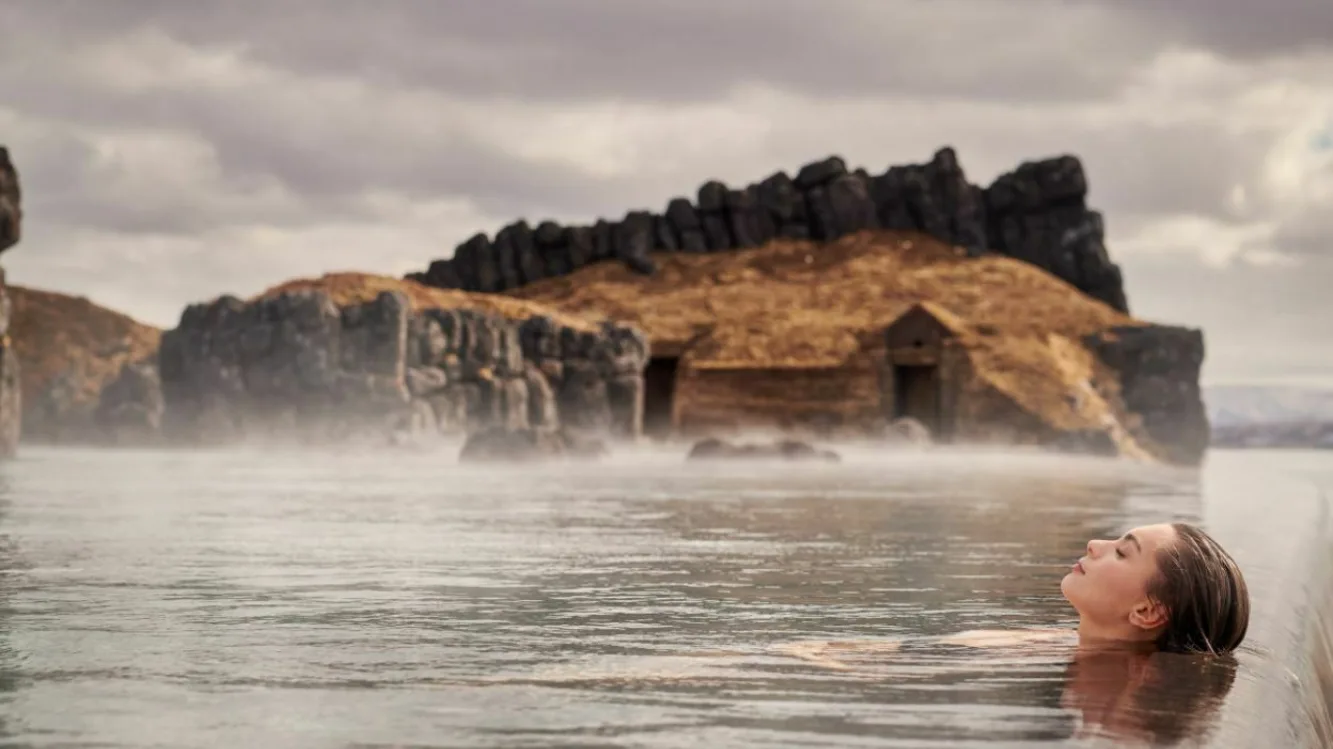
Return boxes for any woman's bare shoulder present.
[771,627,1075,670]
[936,627,1076,648]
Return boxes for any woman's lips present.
[1072,560,1086,574]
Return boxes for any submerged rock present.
[458,426,608,463]
[880,417,932,445]
[685,437,841,463]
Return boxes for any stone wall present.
[1083,325,1210,465]
[153,289,647,446]
[0,147,23,457]
[407,147,1128,313]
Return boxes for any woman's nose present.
[1086,539,1104,557]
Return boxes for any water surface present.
[0,444,1328,747]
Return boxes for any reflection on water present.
[1061,648,1238,745]
[0,444,1321,747]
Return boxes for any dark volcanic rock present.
[697,181,732,251]
[986,156,1126,311]
[458,426,608,463]
[755,171,809,239]
[1083,324,1209,465]
[794,156,848,190]
[824,174,880,237]
[665,198,707,252]
[685,437,841,463]
[0,147,20,254]
[0,146,22,456]
[614,211,657,275]
[406,145,1128,313]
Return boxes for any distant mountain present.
[1205,385,1333,427]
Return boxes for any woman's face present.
[1061,523,1179,631]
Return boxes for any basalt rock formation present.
[155,274,647,447]
[1082,325,1209,465]
[0,147,24,456]
[408,147,1128,314]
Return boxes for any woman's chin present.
[1060,571,1078,599]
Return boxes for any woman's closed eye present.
[1115,548,1126,559]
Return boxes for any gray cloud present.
[0,0,1287,238]
[6,0,1166,103]
[1095,0,1333,59]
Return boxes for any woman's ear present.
[1128,598,1168,631]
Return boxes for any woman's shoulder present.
[772,627,1076,668]
[936,627,1076,648]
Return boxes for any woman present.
[784,521,1251,662]
[1059,521,1250,654]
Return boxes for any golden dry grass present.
[8,285,162,406]
[509,229,1149,440]
[257,272,596,330]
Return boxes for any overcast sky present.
[1,0,1331,387]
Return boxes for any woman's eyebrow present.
[1119,533,1142,553]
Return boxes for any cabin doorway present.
[643,357,679,439]
[893,363,940,432]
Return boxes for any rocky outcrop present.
[1083,325,1209,465]
[9,285,162,445]
[458,426,608,462]
[877,416,933,445]
[0,147,22,457]
[685,438,841,463]
[155,286,647,446]
[0,147,19,254]
[409,147,1128,313]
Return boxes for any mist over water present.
[0,443,1327,747]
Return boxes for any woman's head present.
[1061,522,1249,654]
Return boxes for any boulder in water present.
[685,437,841,463]
[880,416,932,445]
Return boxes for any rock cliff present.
[155,273,646,446]
[8,286,161,445]
[0,147,23,456]
[408,148,1128,314]
[1082,325,1209,465]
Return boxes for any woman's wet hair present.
[1147,523,1250,654]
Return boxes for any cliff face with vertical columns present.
[0,147,24,457]
[407,147,1129,314]
[152,274,645,446]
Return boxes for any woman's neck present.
[1076,618,1158,652]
